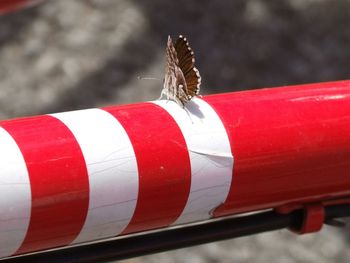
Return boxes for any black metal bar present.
[2,204,350,263]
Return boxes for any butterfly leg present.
[175,97,186,109]
[167,90,170,100]
[164,89,172,104]
[158,89,168,101]
[181,101,186,109]
[157,91,164,100]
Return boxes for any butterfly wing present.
[174,35,201,98]
[164,36,177,85]
[162,36,188,106]
[163,36,178,100]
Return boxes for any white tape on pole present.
[0,127,31,257]
[152,98,233,225]
[51,109,138,243]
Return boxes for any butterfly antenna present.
[137,76,162,81]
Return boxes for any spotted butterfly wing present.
[160,35,201,106]
[174,35,201,98]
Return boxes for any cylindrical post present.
[1,80,350,258]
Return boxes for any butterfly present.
[159,35,201,107]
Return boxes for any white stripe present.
[153,98,233,225]
[51,109,138,243]
[0,127,31,257]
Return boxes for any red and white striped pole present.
[1,80,350,258]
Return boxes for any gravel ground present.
[1,0,350,262]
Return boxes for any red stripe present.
[0,115,89,254]
[204,81,350,217]
[103,103,191,234]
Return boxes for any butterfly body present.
[160,35,201,107]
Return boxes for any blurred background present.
[0,0,350,262]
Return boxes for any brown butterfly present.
[159,35,201,107]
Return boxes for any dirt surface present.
[0,0,350,262]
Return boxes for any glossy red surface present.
[0,115,89,253]
[104,103,191,234]
[1,80,350,257]
[204,80,350,217]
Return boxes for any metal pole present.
[1,80,350,259]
